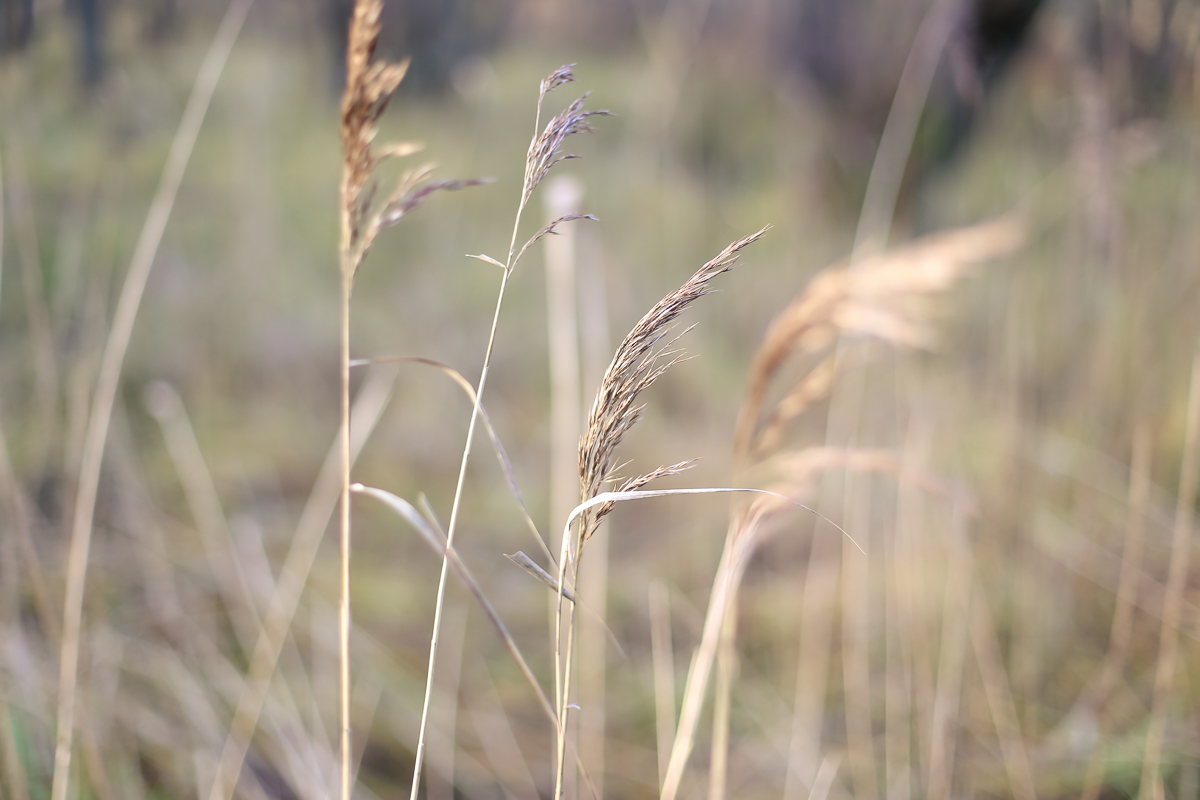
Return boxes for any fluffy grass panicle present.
[578,227,769,541]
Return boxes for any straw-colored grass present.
[5,2,1200,799]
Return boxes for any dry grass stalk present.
[808,754,842,800]
[662,450,955,798]
[841,483,877,800]
[338,5,409,797]
[352,484,561,729]
[851,0,958,258]
[145,382,264,653]
[649,579,677,791]
[544,175,588,799]
[408,62,603,800]
[357,487,606,797]
[1138,346,1200,800]
[888,414,934,799]
[563,229,765,800]
[734,216,1027,464]
[426,603,467,800]
[968,584,1037,800]
[470,669,542,798]
[206,367,395,800]
[336,3,489,796]
[352,355,555,564]
[708,590,738,800]
[576,227,614,800]
[48,4,252,799]
[1079,423,1153,800]
[546,175,587,575]
[690,216,1022,800]
[926,506,972,800]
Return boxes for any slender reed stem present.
[49,4,251,798]
[649,580,677,791]
[709,594,737,800]
[411,197,525,800]
[407,62,588,793]
[340,266,353,800]
[553,523,581,800]
[706,8,959,797]
[1138,346,1200,800]
[207,368,395,800]
[968,585,1036,800]
[926,506,970,800]
[1080,423,1152,800]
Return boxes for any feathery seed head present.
[576,228,768,541]
[541,64,576,97]
[523,92,611,207]
[733,215,1025,461]
[338,0,486,276]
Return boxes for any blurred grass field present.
[3,0,1200,798]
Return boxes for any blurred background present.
[2,0,1200,797]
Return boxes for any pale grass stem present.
[576,212,613,800]
[968,583,1036,800]
[545,174,585,797]
[336,2,488,795]
[666,217,1022,800]
[49,3,251,798]
[841,483,876,800]
[926,506,972,800]
[1080,423,1153,800]
[411,64,603,800]
[206,366,396,800]
[649,579,676,791]
[1138,346,1200,800]
[567,229,767,800]
[774,5,956,795]
[410,267,511,800]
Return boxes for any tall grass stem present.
[1138,346,1200,799]
[49,3,252,797]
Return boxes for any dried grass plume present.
[578,227,769,541]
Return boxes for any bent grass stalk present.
[351,355,556,565]
[562,229,768,799]
[409,64,606,800]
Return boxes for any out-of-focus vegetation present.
[2,0,1200,798]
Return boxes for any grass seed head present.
[734,216,1025,460]
[523,85,611,207]
[577,227,768,541]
